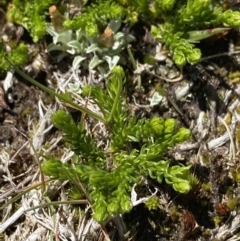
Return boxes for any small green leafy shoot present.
[7,0,58,42]
[40,66,192,222]
[0,42,28,77]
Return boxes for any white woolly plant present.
[46,19,135,77]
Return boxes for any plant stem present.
[127,46,142,89]
[107,74,122,123]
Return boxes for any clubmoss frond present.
[52,110,103,162]
[43,66,192,222]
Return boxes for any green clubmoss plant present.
[6,0,240,66]
[7,0,58,42]
[41,66,193,222]
[0,41,28,77]
[145,195,159,210]
[63,0,240,66]
[63,1,129,36]
[150,0,240,66]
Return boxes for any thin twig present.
[201,50,240,61]
[217,116,236,161]
[132,95,151,108]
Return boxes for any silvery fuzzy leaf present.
[109,19,121,33]
[89,55,104,69]
[46,25,58,37]
[67,49,76,54]
[112,41,121,50]
[103,55,120,70]
[47,43,67,52]
[113,33,135,49]
[67,40,82,51]
[72,56,86,70]
[148,92,164,106]
[56,52,68,62]
[68,83,82,94]
[53,30,72,44]
[114,32,125,41]
[86,44,102,53]
[76,29,84,41]
[97,66,108,77]
[125,34,135,43]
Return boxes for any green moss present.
[7,0,59,42]
[235,124,240,145]
[169,205,181,221]
[228,71,240,84]
[0,42,28,77]
[236,106,240,115]
[145,196,159,210]
[202,183,212,193]
[202,229,212,238]
[227,198,238,211]
[224,112,232,125]
[214,216,223,225]
[225,186,234,199]
[235,172,240,183]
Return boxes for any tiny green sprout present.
[236,172,240,183]
[236,106,240,115]
[227,198,238,211]
[145,195,159,210]
[169,205,181,221]
[235,124,240,144]
[143,54,157,65]
[92,200,109,222]
[225,186,234,200]
[224,112,232,125]
[202,229,212,238]
[228,71,240,80]
[214,216,223,225]
[228,71,240,86]
[188,174,200,189]
[69,186,84,200]
[41,158,65,179]
[165,165,192,194]
[202,183,212,193]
